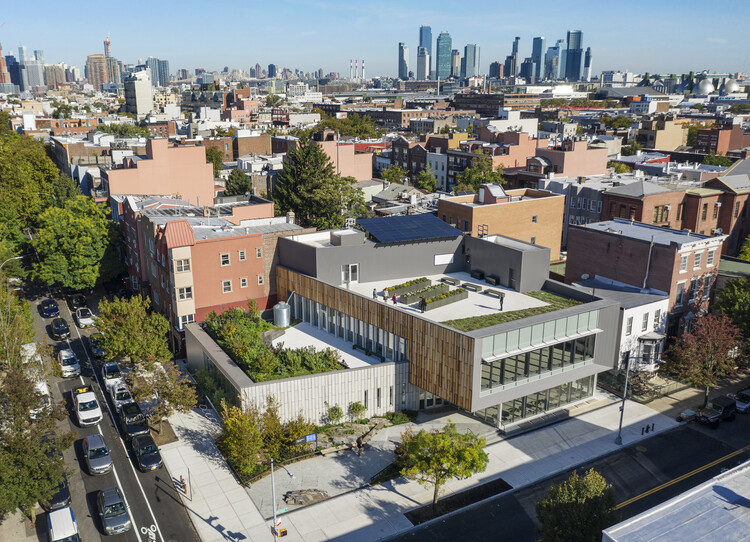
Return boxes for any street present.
[390,417,750,542]
[29,286,199,542]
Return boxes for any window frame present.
[175,259,191,272]
[240,277,248,288]
[220,253,230,267]
[177,286,193,300]
[257,275,264,285]
[222,280,232,293]
[238,250,246,262]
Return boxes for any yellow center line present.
[614,444,750,510]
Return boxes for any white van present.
[47,506,81,542]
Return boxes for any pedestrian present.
[499,293,504,311]
[373,288,377,300]
[356,436,364,457]
[420,296,426,313]
[393,294,398,305]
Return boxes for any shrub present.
[324,401,344,425]
[348,401,366,421]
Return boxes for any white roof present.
[48,507,77,540]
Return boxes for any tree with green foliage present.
[98,122,150,138]
[224,168,253,196]
[621,141,643,156]
[739,236,750,262]
[348,401,366,421]
[535,469,618,542]
[217,400,264,478]
[95,296,171,367]
[131,360,197,432]
[316,112,383,139]
[665,314,742,407]
[728,103,750,114]
[265,94,283,107]
[703,151,733,167]
[687,125,699,147]
[49,173,81,205]
[455,154,504,192]
[0,280,35,370]
[205,146,224,178]
[414,168,438,192]
[380,165,409,183]
[272,141,366,229]
[600,115,633,130]
[607,161,632,174]
[715,275,750,342]
[324,401,343,424]
[52,104,74,119]
[32,196,120,290]
[400,422,489,512]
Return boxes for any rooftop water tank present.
[273,302,291,328]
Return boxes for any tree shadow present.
[713,484,750,509]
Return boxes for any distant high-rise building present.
[146,57,160,86]
[450,50,460,78]
[44,64,65,89]
[512,37,520,59]
[7,54,27,91]
[158,59,170,87]
[85,54,108,89]
[104,38,112,58]
[544,40,566,80]
[17,46,28,64]
[489,61,503,79]
[24,60,44,88]
[33,50,44,65]
[177,68,189,80]
[417,47,430,80]
[565,30,584,81]
[419,25,432,75]
[504,55,516,80]
[531,37,545,80]
[268,64,277,78]
[583,47,592,82]
[0,44,11,85]
[519,58,535,84]
[398,42,409,80]
[124,69,153,118]
[255,63,263,78]
[462,44,480,78]
[435,31,452,80]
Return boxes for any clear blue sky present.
[3,0,749,77]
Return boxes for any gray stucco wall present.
[464,236,550,293]
[278,237,317,277]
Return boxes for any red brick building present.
[696,118,750,156]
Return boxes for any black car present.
[118,402,149,438]
[131,434,163,472]
[51,318,70,340]
[89,333,106,358]
[40,298,60,318]
[68,293,87,312]
[46,474,71,511]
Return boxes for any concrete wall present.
[463,235,550,292]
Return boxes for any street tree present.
[49,173,81,206]
[455,154,504,192]
[205,146,224,178]
[715,276,750,342]
[224,169,253,196]
[272,141,366,229]
[0,279,35,368]
[216,400,264,478]
[739,235,750,261]
[131,360,197,433]
[621,142,643,156]
[703,151,733,167]
[400,422,489,513]
[265,94,283,107]
[98,123,150,138]
[32,196,120,291]
[94,296,171,367]
[608,161,632,174]
[414,168,438,192]
[665,314,743,406]
[380,165,409,183]
[535,469,618,542]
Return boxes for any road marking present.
[67,300,166,542]
[614,444,750,510]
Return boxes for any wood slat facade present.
[277,266,476,410]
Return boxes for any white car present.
[75,307,95,329]
[72,386,103,426]
[47,506,80,542]
[101,362,124,393]
[731,389,750,414]
[57,349,81,378]
[110,384,134,413]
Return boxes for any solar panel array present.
[356,214,462,244]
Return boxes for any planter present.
[425,288,469,311]
[386,278,431,297]
[440,277,460,286]
[401,284,449,304]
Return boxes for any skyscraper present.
[17,46,28,64]
[435,31,452,80]
[451,50,461,78]
[565,30,584,81]
[124,69,153,118]
[85,54,108,89]
[398,43,409,80]
[489,61,503,79]
[531,37,545,80]
[419,25,432,75]
[583,47,592,82]
[255,63,263,78]
[0,44,11,85]
[158,59,170,87]
[544,39,565,80]
[519,58,535,84]
[268,64,277,78]
[104,38,112,58]
[146,57,160,86]
[504,56,516,80]
[417,47,430,80]
[33,50,44,64]
[462,44,480,78]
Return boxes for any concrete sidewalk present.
[160,393,678,542]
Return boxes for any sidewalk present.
[160,393,678,542]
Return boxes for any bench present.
[471,269,485,280]
[485,274,500,286]
[463,283,482,293]
[320,443,352,455]
[440,277,460,286]
[485,289,502,298]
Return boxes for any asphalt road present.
[391,417,750,542]
[29,286,199,542]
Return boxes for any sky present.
[3,0,750,78]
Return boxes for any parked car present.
[47,506,80,542]
[72,386,103,427]
[57,349,81,378]
[75,307,95,329]
[47,474,72,511]
[131,434,163,472]
[110,384,134,413]
[68,293,87,312]
[101,362,123,392]
[118,402,149,438]
[82,433,113,475]
[30,378,52,419]
[96,486,132,535]
[51,318,70,340]
[40,298,60,318]
[696,395,737,428]
[90,333,106,358]
[730,389,750,414]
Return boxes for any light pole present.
[0,255,24,272]
[614,356,632,446]
[270,458,294,540]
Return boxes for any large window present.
[175,259,191,272]
[641,312,649,332]
[626,317,633,336]
[694,252,703,269]
[679,254,688,272]
[498,376,595,425]
[177,286,192,300]
[707,250,715,266]
[676,282,685,305]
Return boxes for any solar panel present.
[356,214,462,244]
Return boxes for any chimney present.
[578,176,586,184]
[286,211,295,224]
[362,59,365,81]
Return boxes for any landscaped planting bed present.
[400,284,449,304]
[425,287,469,311]
[385,277,431,297]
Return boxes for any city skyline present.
[3,0,750,77]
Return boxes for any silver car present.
[83,433,113,475]
[731,388,750,414]
[97,487,132,535]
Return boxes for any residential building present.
[398,43,409,80]
[504,56,517,81]
[544,40,566,80]
[437,183,565,260]
[124,70,153,118]
[312,130,374,181]
[435,32,452,80]
[565,219,726,335]
[452,92,541,115]
[635,115,689,151]
[528,139,609,178]
[451,49,461,78]
[419,25,432,75]
[489,61,503,79]
[695,116,750,155]
[85,54,108,89]
[417,47,430,81]
[186,213,620,431]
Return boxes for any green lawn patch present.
[441,291,582,332]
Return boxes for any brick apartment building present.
[120,195,312,351]
[565,219,727,335]
[452,92,541,116]
[634,115,689,151]
[220,87,259,125]
[196,133,272,162]
[312,130,374,181]
[437,183,565,260]
[527,139,609,178]
[50,117,100,136]
[696,117,750,156]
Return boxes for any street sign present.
[305,432,317,443]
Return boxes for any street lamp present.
[614,356,632,446]
[0,255,24,272]
[270,458,294,539]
